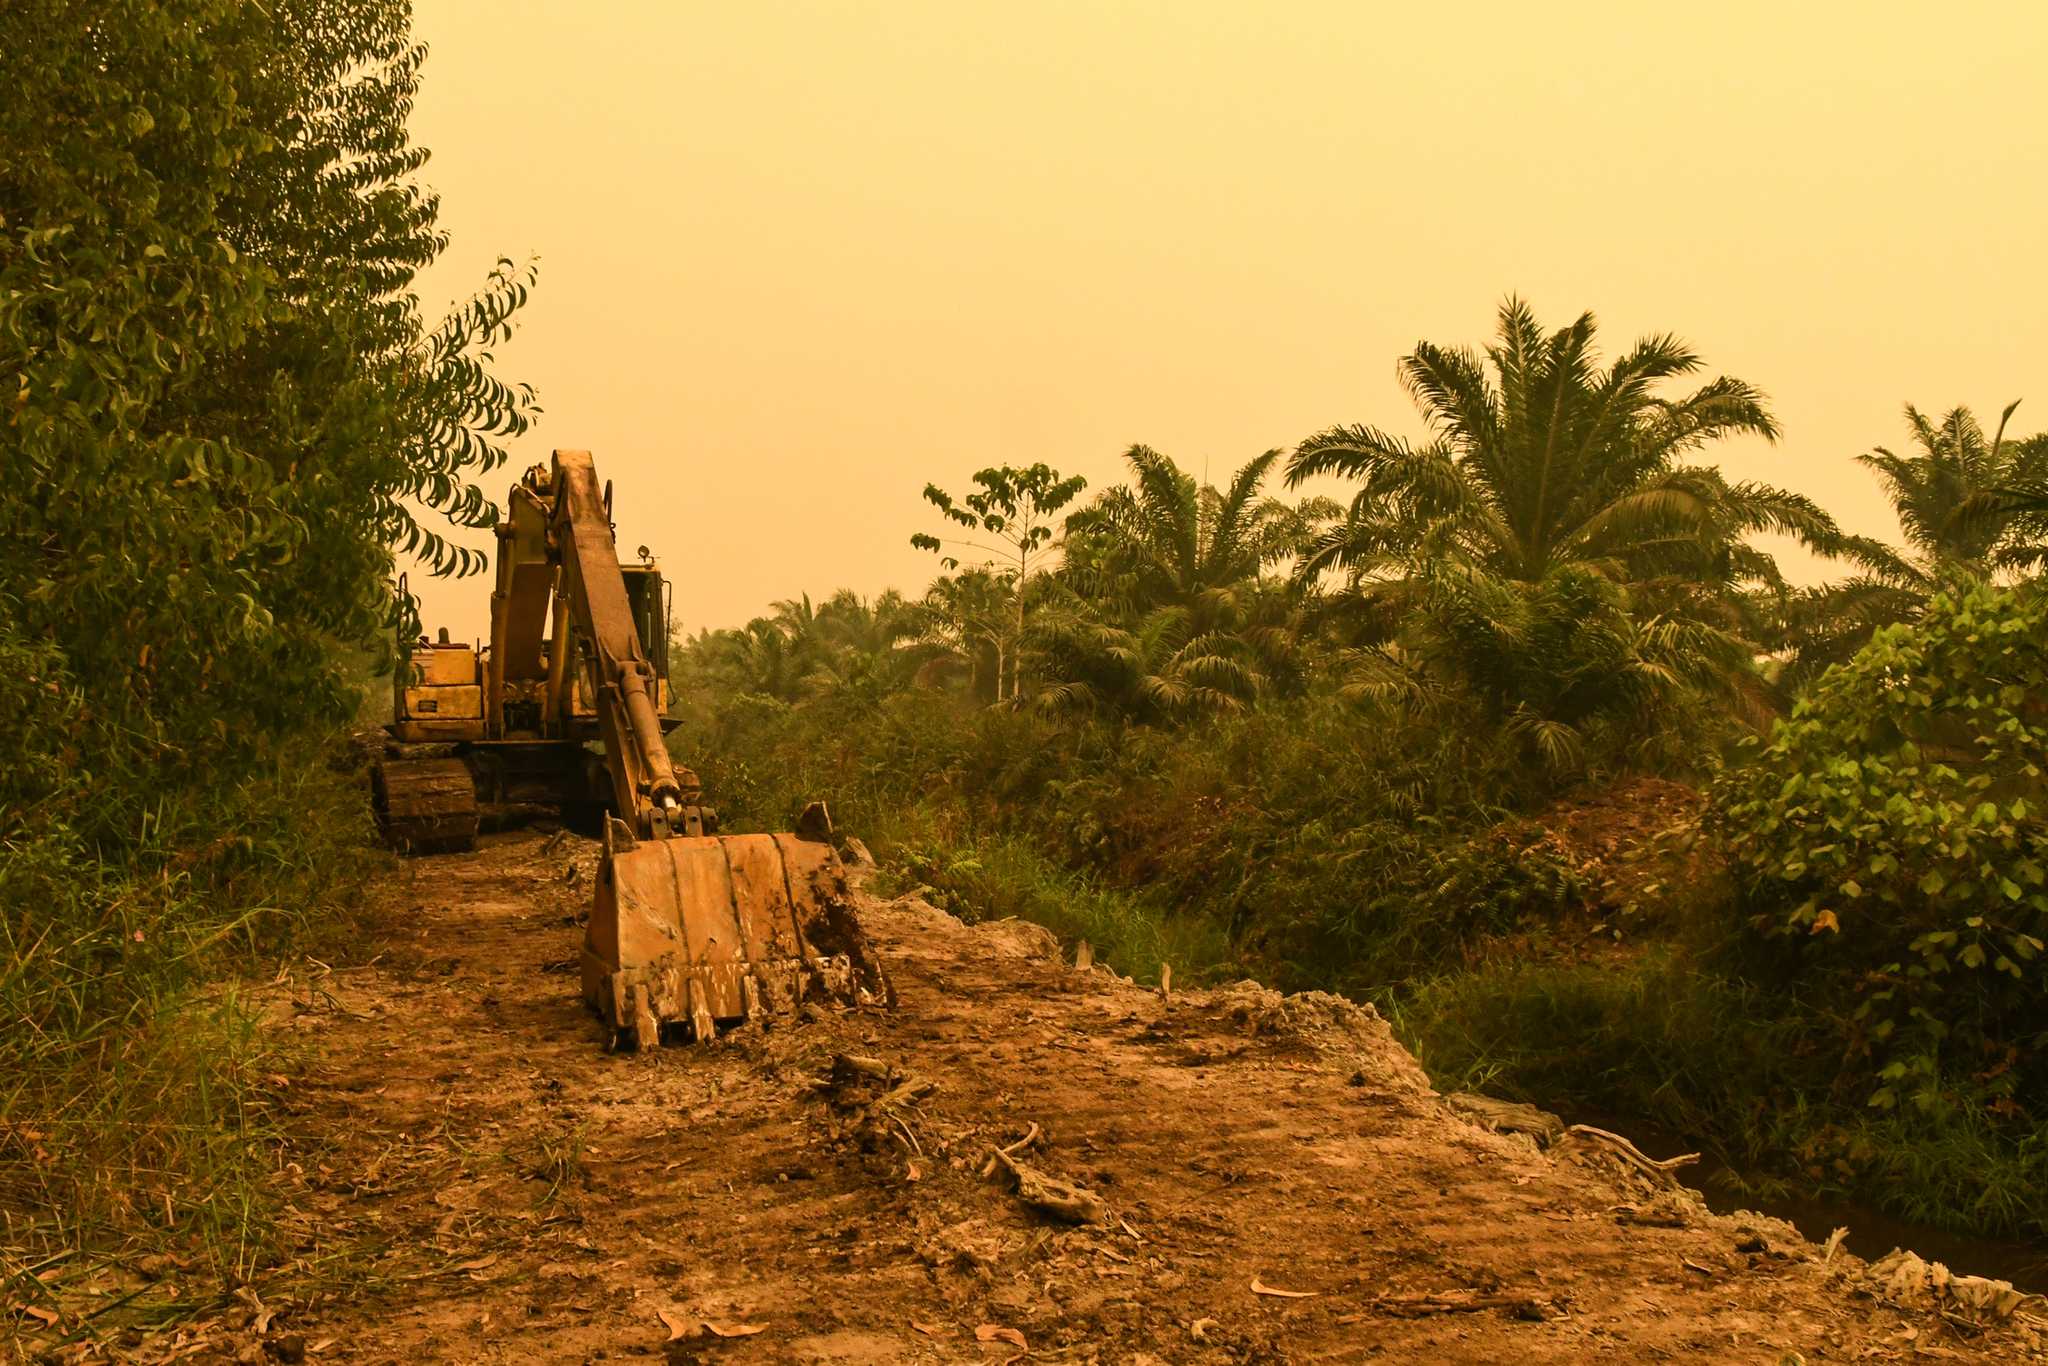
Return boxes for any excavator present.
[372,450,888,1049]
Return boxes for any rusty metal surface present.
[581,832,890,1048]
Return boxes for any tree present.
[917,568,1014,703]
[806,589,941,702]
[694,612,815,703]
[1031,586,1306,720]
[1064,446,1323,609]
[0,0,539,1253]
[1,0,538,818]
[1038,446,1318,718]
[1788,403,2048,682]
[1285,298,1838,757]
[910,464,1087,701]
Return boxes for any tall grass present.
[891,828,1236,986]
[0,734,379,1275]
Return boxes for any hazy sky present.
[407,1,2047,635]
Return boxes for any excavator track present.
[372,756,479,855]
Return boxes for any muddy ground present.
[95,831,2048,1361]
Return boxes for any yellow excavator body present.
[375,449,888,1048]
[390,638,487,744]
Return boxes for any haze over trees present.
[1789,403,2048,680]
[4,0,2044,1315]
[680,304,2048,1245]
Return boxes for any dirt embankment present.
[94,831,2048,1362]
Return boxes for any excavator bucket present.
[581,827,891,1049]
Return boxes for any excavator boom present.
[537,451,888,1047]
[546,453,689,829]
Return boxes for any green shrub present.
[676,677,1591,993]
[1710,583,2048,1113]
[1397,953,2048,1239]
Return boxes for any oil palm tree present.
[1287,299,1839,752]
[917,568,1013,702]
[697,616,810,702]
[1037,446,1314,718]
[1064,445,1325,609]
[807,589,946,701]
[1789,403,2048,681]
[1031,581,1304,719]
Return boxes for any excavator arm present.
[525,450,889,1049]
[545,451,699,836]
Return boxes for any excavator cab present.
[374,450,888,1048]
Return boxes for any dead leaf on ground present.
[1821,1226,1848,1265]
[17,1304,59,1327]
[704,1321,766,1338]
[657,1307,765,1341]
[1250,1276,1318,1299]
[976,1323,1028,1348]
[452,1253,499,1272]
[234,1287,277,1335]
[911,1318,944,1336]
[1189,1316,1220,1340]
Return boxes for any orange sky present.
[406,1,2047,634]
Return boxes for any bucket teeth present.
[630,984,658,1054]
[581,833,889,1048]
[686,978,714,1044]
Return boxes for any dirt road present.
[190,831,2044,1361]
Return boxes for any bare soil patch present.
[91,830,2048,1362]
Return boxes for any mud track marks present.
[249,830,2036,1363]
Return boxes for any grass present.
[0,731,384,1290]
[1389,952,2048,1242]
[888,829,1235,986]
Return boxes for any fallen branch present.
[981,1127,1105,1225]
[1563,1124,1697,1187]
[1611,1200,1689,1228]
[820,1054,935,1153]
[990,1151,1106,1225]
[1355,1291,1551,1321]
[978,1124,1042,1176]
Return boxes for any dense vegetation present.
[5,0,2043,1300]
[1,0,529,1271]
[674,305,2048,1242]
